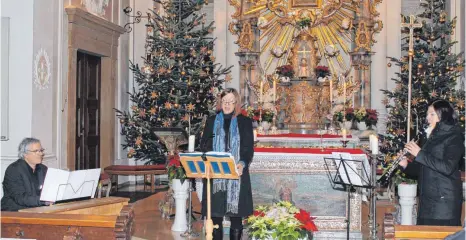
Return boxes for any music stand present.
[180,152,239,240]
[324,153,373,240]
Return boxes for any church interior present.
[1,0,466,239]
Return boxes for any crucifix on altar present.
[401,15,422,142]
[296,46,312,78]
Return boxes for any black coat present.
[404,122,464,223]
[200,114,254,218]
[1,159,48,211]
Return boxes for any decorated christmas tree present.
[116,0,232,164]
[380,0,465,184]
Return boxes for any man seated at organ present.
[1,138,49,211]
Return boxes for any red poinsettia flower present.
[253,210,265,217]
[302,220,318,232]
[167,156,181,167]
[294,209,311,223]
[241,109,248,117]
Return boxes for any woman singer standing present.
[400,99,464,226]
[200,88,254,240]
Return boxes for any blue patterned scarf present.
[212,112,241,214]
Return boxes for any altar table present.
[256,133,360,148]
[250,147,367,239]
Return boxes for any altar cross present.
[401,15,422,142]
[401,15,423,54]
[297,46,311,59]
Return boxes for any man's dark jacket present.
[1,159,48,211]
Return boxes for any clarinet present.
[377,132,423,186]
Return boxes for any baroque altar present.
[250,147,365,239]
[277,80,331,131]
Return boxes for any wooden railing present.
[383,213,463,240]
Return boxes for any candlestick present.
[273,79,277,103]
[253,130,257,142]
[259,80,263,103]
[369,134,379,155]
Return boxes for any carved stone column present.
[350,0,383,108]
[231,17,261,107]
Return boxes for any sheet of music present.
[331,152,369,187]
[40,168,101,202]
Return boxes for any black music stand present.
[324,154,373,240]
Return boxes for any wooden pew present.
[383,213,463,240]
[1,197,134,240]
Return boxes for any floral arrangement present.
[275,65,295,78]
[333,107,378,128]
[333,107,355,123]
[315,66,330,78]
[166,155,186,184]
[296,17,311,29]
[365,108,378,128]
[247,201,318,240]
[242,106,275,123]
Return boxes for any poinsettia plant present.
[275,65,295,78]
[166,155,186,184]
[315,66,330,78]
[241,106,274,123]
[247,201,318,240]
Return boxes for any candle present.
[253,130,258,142]
[342,129,347,141]
[273,79,277,103]
[259,81,264,103]
[330,76,333,105]
[188,135,195,152]
[343,76,347,106]
[369,134,379,154]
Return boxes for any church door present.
[75,51,101,170]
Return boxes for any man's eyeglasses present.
[222,100,236,106]
[28,148,45,154]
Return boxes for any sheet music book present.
[40,168,101,202]
[179,151,239,178]
[331,152,370,186]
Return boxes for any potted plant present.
[364,108,378,130]
[247,201,318,240]
[315,66,330,82]
[354,107,366,130]
[275,65,294,82]
[333,108,354,129]
[243,107,275,130]
[166,155,189,232]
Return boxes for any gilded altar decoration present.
[33,48,51,90]
[237,21,254,51]
[278,81,330,125]
[230,0,360,76]
[288,32,321,79]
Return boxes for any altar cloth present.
[256,133,360,148]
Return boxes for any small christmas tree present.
[380,0,465,184]
[116,0,232,164]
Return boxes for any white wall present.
[0,0,34,197]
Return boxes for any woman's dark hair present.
[429,99,457,125]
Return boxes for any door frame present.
[65,7,125,170]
